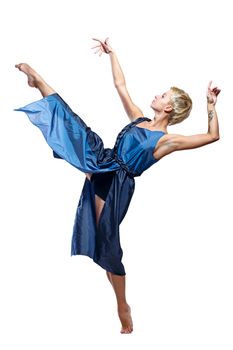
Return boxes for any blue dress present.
[15,93,165,275]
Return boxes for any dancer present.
[15,37,220,334]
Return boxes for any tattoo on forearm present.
[208,111,214,122]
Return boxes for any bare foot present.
[15,63,44,88]
[15,63,55,97]
[118,303,133,334]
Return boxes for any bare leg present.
[106,272,133,334]
[15,63,55,97]
[91,184,133,334]
[85,173,92,181]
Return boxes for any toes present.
[121,329,128,334]
[15,63,25,71]
[120,327,133,334]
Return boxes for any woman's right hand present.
[91,37,114,56]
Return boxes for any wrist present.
[207,96,216,106]
[207,106,216,111]
[207,100,216,107]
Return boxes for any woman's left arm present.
[169,81,220,151]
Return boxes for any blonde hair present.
[168,87,192,125]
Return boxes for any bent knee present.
[85,173,92,181]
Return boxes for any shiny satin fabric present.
[15,93,165,275]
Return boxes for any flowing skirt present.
[15,93,149,275]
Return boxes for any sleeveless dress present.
[15,93,165,275]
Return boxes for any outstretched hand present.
[91,37,114,56]
[207,81,221,105]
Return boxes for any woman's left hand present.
[207,81,221,105]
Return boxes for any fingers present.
[94,48,102,56]
[92,38,102,43]
[91,38,106,55]
[212,87,221,95]
[92,37,110,48]
[91,44,100,49]
[207,81,218,92]
[15,63,23,70]
[207,81,221,95]
[92,37,110,43]
[92,37,106,46]
[91,38,103,50]
[91,43,103,55]
[91,37,112,56]
[214,88,221,96]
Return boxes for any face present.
[150,89,173,113]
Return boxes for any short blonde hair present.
[168,87,192,125]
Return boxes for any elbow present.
[211,135,220,142]
[208,132,220,142]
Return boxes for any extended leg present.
[15,63,55,97]
[93,190,133,334]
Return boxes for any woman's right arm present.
[92,38,144,121]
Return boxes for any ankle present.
[36,81,56,97]
[117,301,129,309]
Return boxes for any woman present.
[15,37,220,334]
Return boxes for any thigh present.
[94,194,105,225]
[85,173,105,225]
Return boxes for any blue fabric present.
[15,93,165,275]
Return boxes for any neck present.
[150,113,169,132]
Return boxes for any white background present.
[0,0,232,348]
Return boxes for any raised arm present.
[166,82,220,152]
[92,38,143,121]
